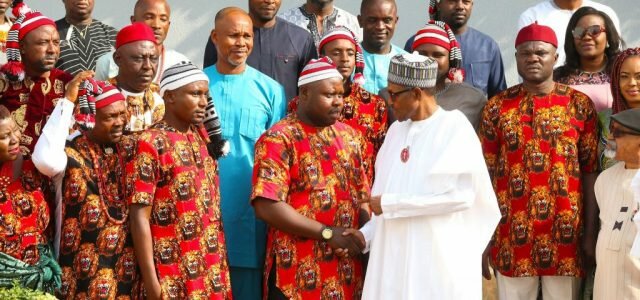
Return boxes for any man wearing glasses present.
[517,0,620,68]
[593,108,640,299]
[478,23,599,300]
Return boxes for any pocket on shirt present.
[239,107,269,140]
[276,54,298,66]
[470,62,490,90]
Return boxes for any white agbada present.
[360,108,501,300]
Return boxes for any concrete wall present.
[35,0,639,86]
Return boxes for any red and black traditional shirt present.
[57,134,137,300]
[288,83,387,180]
[251,114,369,299]
[128,121,231,299]
[478,84,598,277]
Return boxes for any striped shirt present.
[55,19,117,75]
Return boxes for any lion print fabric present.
[0,160,49,265]
[479,84,598,277]
[128,121,231,299]
[251,115,370,299]
[287,83,388,180]
[57,134,137,300]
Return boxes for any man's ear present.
[163,90,175,104]
[130,15,135,24]
[357,15,363,28]
[210,29,217,44]
[113,50,121,67]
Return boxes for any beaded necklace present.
[86,136,128,224]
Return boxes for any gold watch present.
[321,226,333,240]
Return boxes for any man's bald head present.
[212,7,253,73]
[132,0,171,45]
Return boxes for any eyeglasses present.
[611,128,640,138]
[572,25,606,39]
[388,88,412,100]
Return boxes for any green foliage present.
[0,281,57,300]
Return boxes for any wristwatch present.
[321,226,333,240]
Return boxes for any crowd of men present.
[0,0,639,299]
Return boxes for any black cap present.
[611,108,640,132]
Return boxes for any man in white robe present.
[593,108,640,300]
[357,53,501,299]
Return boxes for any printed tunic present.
[288,83,387,180]
[57,134,137,300]
[0,69,73,155]
[251,114,369,299]
[479,84,598,277]
[0,160,49,265]
[128,121,231,299]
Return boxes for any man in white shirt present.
[518,0,620,67]
[357,52,501,299]
[94,0,188,83]
[593,108,640,300]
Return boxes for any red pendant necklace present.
[400,146,410,163]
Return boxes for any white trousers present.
[496,272,581,300]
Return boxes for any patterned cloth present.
[128,121,232,299]
[108,78,164,133]
[55,19,117,75]
[57,134,137,300]
[0,69,73,155]
[251,114,369,299]
[0,159,49,265]
[479,84,598,277]
[288,83,387,180]
[279,5,362,49]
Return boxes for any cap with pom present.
[298,57,343,87]
[412,21,464,83]
[318,26,365,86]
[1,0,57,82]
[75,79,125,130]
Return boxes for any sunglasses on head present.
[572,25,606,39]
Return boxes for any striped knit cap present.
[318,26,366,86]
[75,79,125,130]
[1,0,57,82]
[161,61,228,159]
[428,0,440,20]
[298,57,343,87]
[412,20,465,83]
[388,52,438,89]
[611,48,640,114]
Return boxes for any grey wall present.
[35,0,640,86]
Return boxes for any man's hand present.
[360,195,383,215]
[482,245,492,280]
[334,228,366,258]
[64,70,94,103]
[327,227,364,257]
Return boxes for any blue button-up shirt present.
[205,65,286,268]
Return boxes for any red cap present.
[115,22,157,49]
[515,21,558,48]
[95,85,125,110]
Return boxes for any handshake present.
[326,227,366,257]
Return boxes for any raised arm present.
[32,70,93,177]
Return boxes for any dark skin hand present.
[481,244,492,280]
[253,197,365,255]
[360,195,382,215]
[581,172,598,274]
[130,204,161,300]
